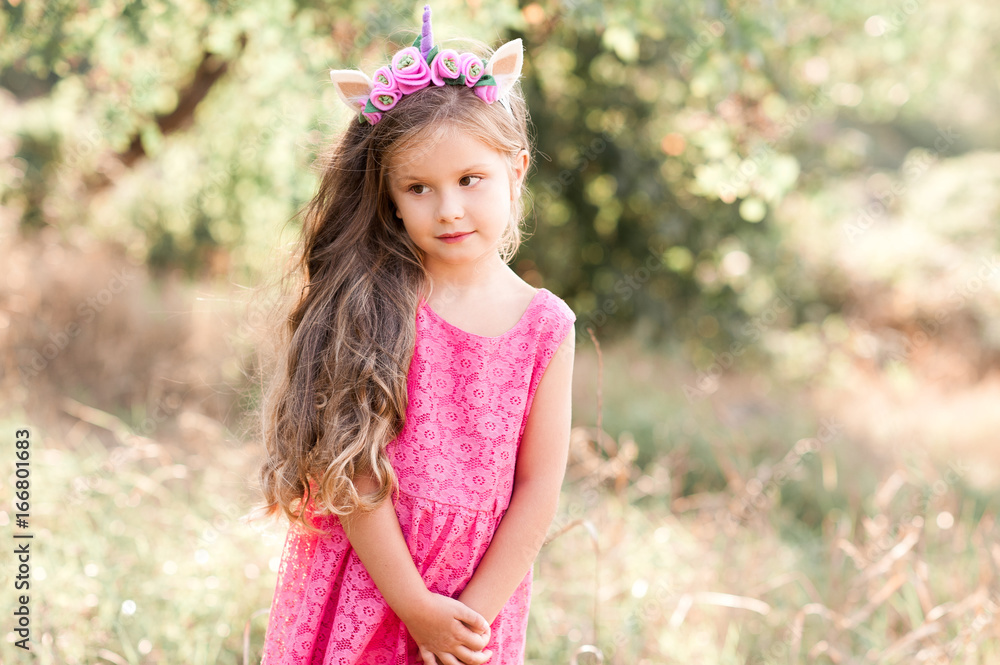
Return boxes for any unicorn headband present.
[330,4,523,126]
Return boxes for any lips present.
[437,231,472,238]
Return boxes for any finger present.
[453,623,489,652]
[453,644,494,665]
[418,646,436,665]
[458,620,489,645]
[436,651,463,665]
[468,619,490,639]
[458,606,490,635]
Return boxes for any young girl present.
[254,6,577,664]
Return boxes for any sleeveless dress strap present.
[522,289,576,430]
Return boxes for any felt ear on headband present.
[329,70,374,115]
[485,38,523,102]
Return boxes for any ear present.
[329,69,373,112]
[512,148,530,194]
[486,38,523,101]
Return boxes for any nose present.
[436,186,465,223]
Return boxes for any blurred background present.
[2,0,999,662]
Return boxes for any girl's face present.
[387,126,528,276]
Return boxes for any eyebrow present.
[393,163,492,183]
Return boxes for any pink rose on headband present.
[370,89,401,111]
[430,49,462,86]
[459,53,485,87]
[391,46,432,94]
[474,83,499,104]
[372,65,396,90]
[369,66,401,111]
[369,66,402,111]
[362,110,383,124]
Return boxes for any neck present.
[422,251,511,301]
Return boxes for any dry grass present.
[534,335,1000,664]
[2,234,998,664]
[1,227,263,443]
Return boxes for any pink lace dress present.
[261,287,577,665]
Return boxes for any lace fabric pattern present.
[261,288,577,664]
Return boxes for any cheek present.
[397,214,425,241]
[395,202,420,226]
[392,197,414,220]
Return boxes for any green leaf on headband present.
[446,75,467,86]
[424,45,439,64]
[363,98,379,113]
[473,74,496,88]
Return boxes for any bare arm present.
[339,473,492,665]
[457,328,575,624]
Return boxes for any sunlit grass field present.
[2,267,997,664]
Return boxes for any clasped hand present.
[405,592,493,665]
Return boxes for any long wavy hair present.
[251,43,533,535]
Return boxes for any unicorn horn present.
[420,4,433,60]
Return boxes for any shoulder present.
[536,288,576,324]
[529,288,576,371]
[498,273,575,342]
[533,288,577,337]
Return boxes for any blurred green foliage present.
[2,0,999,354]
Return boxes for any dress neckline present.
[421,288,545,340]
